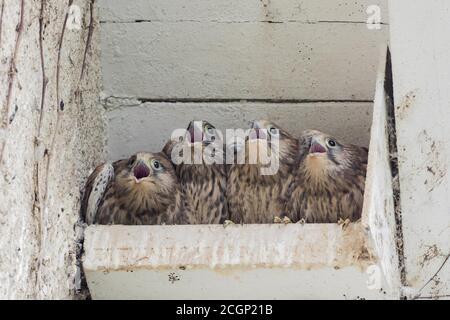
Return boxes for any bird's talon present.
[273,216,282,224]
[296,218,306,225]
[223,220,235,228]
[282,216,292,224]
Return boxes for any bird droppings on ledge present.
[419,245,442,268]
[168,272,181,283]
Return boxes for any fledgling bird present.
[81,152,188,225]
[227,120,298,224]
[163,120,228,224]
[284,129,368,223]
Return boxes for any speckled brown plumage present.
[81,152,188,225]
[284,129,368,223]
[163,120,227,224]
[227,120,298,223]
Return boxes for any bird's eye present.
[327,139,337,147]
[269,126,279,136]
[151,159,163,171]
[204,124,214,135]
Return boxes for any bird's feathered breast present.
[300,144,367,193]
[165,142,228,224]
[227,134,299,223]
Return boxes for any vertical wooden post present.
[389,0,450,299]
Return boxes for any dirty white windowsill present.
[82,223,392,299]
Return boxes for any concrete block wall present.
[97,0,389,160]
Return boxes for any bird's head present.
[300,129,361,176]
[185,120,218,146]
[118,152,177,193]
[246,120,297,165]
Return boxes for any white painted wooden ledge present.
[83,223,390,299]
[83,46,400,299]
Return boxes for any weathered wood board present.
[83,224,395,299]
[389,0,450,299]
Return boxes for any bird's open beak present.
[249,120,267,140]
[309,138,327,154]
[133,161,150,180]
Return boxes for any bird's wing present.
[81,163,115,225]
[351,145,369,175]
[360,146,369,165]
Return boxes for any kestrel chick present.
[284,129,368,223]
[81,152,187,225]
[163,120,227,224]
[227,120,298,224]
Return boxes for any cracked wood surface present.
[98,0,388,101]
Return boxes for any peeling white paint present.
[83,224,374,271]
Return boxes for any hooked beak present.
[133,161,150,180]
[249,120,267,140]
[309,138,327,154]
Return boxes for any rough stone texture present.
[0,0,105,299]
